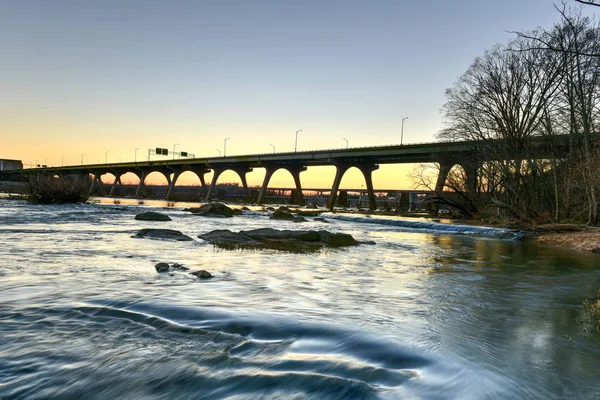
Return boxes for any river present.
[1,198,599,399]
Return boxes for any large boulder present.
[198,229,261,246]
[135,211,172,221]
[155,262,170,272]
[186,203,235,218]
[190,270,212,279]
[134,228,194,241]
[199,227,361,253]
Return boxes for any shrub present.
[26,176,89,204]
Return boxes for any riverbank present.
[533,225,600,253]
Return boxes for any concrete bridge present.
[0,134,580,210]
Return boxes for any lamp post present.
[216,149,221,156]
[44,158,48,166]
[61,156,67,166]
[401,117,408,145]
[295,129,302,152]
[173,143,179,160]
[135,148,140,162]
[105,151,110,164]
[81,153,86,165]
[117,157,122,163]
[343,137,348,149]
[224,137,230,157]
[270,144,275,153]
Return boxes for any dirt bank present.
[533,224,600,253]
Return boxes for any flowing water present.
[1,198,599,399]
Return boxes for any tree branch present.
[575,0,600,7]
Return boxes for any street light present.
[216,149,221,156]
[173,143,179,160]
[117,157,122,163]
[135,148,140,162]
[401,117,409,145]
[295,129,302,152]
[61,156,67,166]
[105,151,110,164]
[343,137,348,149]
[81,153,86,165]
[270,144,275,153]
[224,137,230,157]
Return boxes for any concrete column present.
[88,175,98,195]
[190,168,209,199]
[135,171,147,198]
[327,164,350,210]
[257,167,276,205]
[204,168,223,202]
[460,161,479,194]
[358,163,379,210]
[435,162,453,193]
[166,171,181,200]
[288,166,307,206]
[109,174,122,197]
[432,161,454,215]
[88,173,105,195]
[233,167,253,202]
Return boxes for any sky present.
[1,0,597,189]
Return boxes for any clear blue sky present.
[0,0,595,186]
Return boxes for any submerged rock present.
[199,227,361,253]
[295,210,322,217]
[171,263,190,271]
[271,206,306,222]
[155,262,170,272]
[135,211,172,221]
[185,202,235,218]
[154,262,191,273]
[314,217,329,223]
[134,228,194,241]
[190,270,212,279]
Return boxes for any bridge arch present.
[326,162,379,210]
[204,167,253,202]
[256,164,307,206]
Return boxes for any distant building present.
[0,159,23,171]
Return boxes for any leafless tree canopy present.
[415,7,600,224]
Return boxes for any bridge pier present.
[135,171,147,198]
[289,166,307,206]
[359,163,379,211]
[88,173,106,196]
[327,164,350,210]
[460,161,479,195]
[257,168,275,205]
[109,175,122,197]
[166,170,181,200]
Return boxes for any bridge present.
[0,135,580,210]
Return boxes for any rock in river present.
[190,270,212,279]
[135,211,172,221]
[134,228,194,241]
[155,262,171,272]
[271,206,306,222]
[184,202,235,218]
[198,227,361,253]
